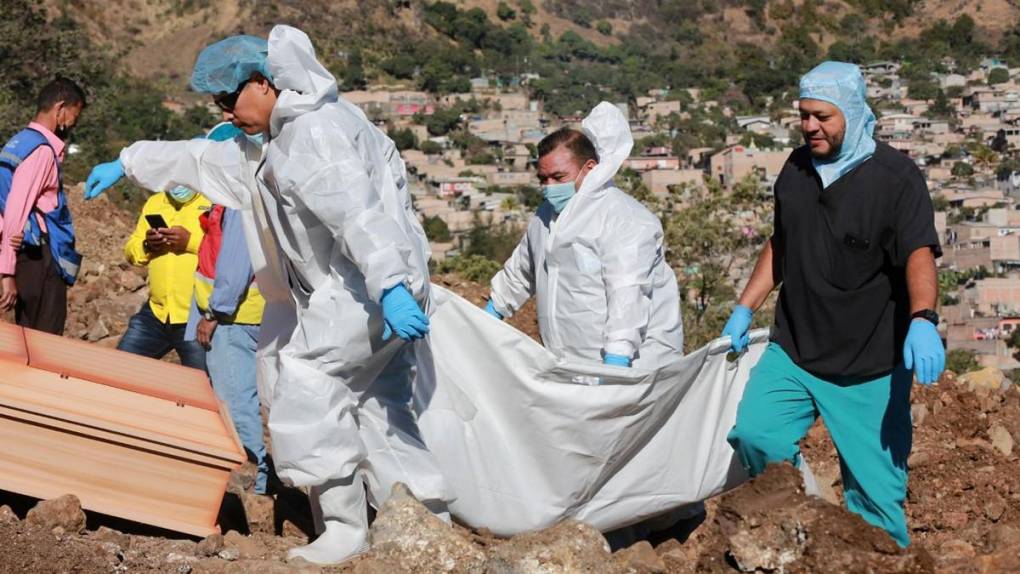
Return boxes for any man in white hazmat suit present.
[83,26,451,565]
[484,103,697,545]
[486,102,684,369]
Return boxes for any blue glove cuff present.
[732,304,753,320]
[604,353,631,367]
[485,300,503,319]
[382,283,409,301]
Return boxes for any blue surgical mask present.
[168,186,196,203]
[246,132,265,146]
[543,181,576,213]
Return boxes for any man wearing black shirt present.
[720,62,943,547]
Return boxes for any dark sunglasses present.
[213,80,251,112]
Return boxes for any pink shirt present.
[0,122,64,275]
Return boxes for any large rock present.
[223,531,264,560]
[26,494,86,534]
[115,269,147,292]
[0,505,18,525]
[85,317,111,341]
[196,533,225,557]
[988,524,1020,552]
[485,520,612,573]
[367,483,485,573]
[959,367,1006,395]
[988,423,1014,457]
[607,541,666,573]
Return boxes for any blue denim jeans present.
[117,303,207,371]
[207,323,269,494]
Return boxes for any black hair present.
[537,128,599,165]
[36,76,87,112]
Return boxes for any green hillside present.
[4,0,1020,181]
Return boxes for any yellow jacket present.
[124,193,211,324]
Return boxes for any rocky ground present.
[0,189,1017,572]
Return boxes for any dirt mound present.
[434,273,541,342]
[690,464,935,573]
[64,185,149,346]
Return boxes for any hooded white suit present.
[489,103,684,367]
[116,25,450,562]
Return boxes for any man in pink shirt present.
[0,77,87,334]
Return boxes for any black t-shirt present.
[770,142,942,378]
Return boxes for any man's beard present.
[807,136,843,160]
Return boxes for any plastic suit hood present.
[489,102,683,366]
[799,61,876,189]
[266,26,338,137]
[576,102,633,195]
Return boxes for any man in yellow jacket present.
[118,186,210,370]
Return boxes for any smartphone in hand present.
[145,214,169,229]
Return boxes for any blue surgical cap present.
[799,61,876,188]
[206,122,245,142]
[191,35,272,95]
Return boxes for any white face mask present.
[541,164,590,213]
[542,181,576,213]
[168,186,196,203]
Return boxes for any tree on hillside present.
[420,140,443,155]
[389,127,417,151]
[970,144,999,169]
[907,75,939,100]
[340,49,367,90]
[952,161,974,178]
[988,68,1010,86]
[945,348,979,375]
[663,178,770,350]
[425,106,463,136]
[927,89,955,119]
[847,0,917,21]
[422,215,452,242]
[435,254,502,283]
[497,2,515,21]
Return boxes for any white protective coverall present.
[489,103,684,367]
[116,25,450,562]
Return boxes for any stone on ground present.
[365,483,485,573]
[26,494,86,534]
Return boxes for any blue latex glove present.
[903,319,944,385]
[722,304,753,353]
[604,354,631,367]
[484,300,503,320]
[85,160,125,200]
[381,284,429,341]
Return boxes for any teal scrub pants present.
[727,343,913,546]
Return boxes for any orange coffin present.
[0,323,245,536]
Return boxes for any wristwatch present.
[911,309,939,325]
[202,308,218,322]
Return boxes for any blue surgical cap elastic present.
[206,122,245,142]
[191,35,272,95]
